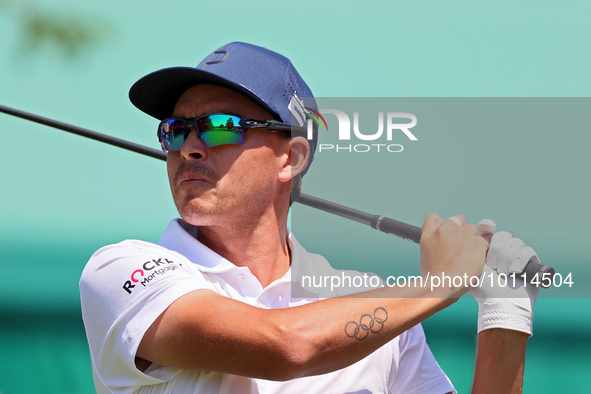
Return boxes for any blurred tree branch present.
[0,0,111,58]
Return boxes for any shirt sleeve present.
[388,324,456,394]
[79,240,214,394]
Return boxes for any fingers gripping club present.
[474,219,554,288]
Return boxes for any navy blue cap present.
[129,42,317,175]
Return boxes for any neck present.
[193,204,291,288]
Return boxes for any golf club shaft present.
[0,104,555,287]
[295,193,422,243]
[0,104,165,161]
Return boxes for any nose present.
[180,127,208,161]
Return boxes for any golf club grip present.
[369,214,554,287]
[522,258,555,289]
[370,215,422,243]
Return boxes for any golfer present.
[80,41,538,394]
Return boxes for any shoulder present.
[79,238,202,305]
[79,237,212,344]
[82,239,183,284]
[85,239,176,266]
[291,235,383,298]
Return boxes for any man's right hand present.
[419,213,490,295]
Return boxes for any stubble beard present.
[174,177,277,237]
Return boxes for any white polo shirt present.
[80,219,455,394]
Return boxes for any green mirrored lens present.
[198,115,244,147]
[200,130,244,147]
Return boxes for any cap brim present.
[129,67,280,120]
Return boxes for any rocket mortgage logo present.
[122,258,183,294]
[290,96,418,153]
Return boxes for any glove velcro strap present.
[478,310,533,336]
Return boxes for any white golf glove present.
[469,219,540,336]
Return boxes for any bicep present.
[136,289,295,380]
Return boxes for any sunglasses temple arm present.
[264,121,307,134]
[0,104,167,161]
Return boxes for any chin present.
[176,196,224,227]
[180,214,206,227]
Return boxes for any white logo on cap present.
[289,94,308,127]
[200,50,230,69]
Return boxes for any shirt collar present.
[157,218,331,299]
[157,219,236,273]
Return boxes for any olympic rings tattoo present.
[345,307,389,340]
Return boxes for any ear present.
[277,136,310,183]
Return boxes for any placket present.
[234,267,264,304]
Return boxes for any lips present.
[178,172,208,185]
[173,162,220,190]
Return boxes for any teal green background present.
[0,0,590,393]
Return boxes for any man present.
[80,42,539,393]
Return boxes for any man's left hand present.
[470,221,540,336]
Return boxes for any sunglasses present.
[157,113,306,152]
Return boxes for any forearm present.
[139,282,462,381]
[471,329,529,394]
[279,285,456,378]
